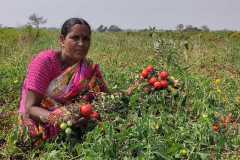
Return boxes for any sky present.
[0,0,240,30]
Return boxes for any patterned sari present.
[18,59,107,146]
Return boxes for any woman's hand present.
[26,90,50,123]
[47,107,72,125]
[26,90,77,125]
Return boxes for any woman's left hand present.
[47,107,72,125]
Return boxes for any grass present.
[0,28,239,159]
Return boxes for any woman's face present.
[60,24,91,63]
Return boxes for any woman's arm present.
[25,90,50,123]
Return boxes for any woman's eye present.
[71,36,79,41]
[82,36,90,41]
[70,35,90,42]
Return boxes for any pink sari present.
[19,59,107,146]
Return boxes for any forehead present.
[68,24,91,36]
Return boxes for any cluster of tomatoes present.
[140,65,178,91]
[60,120,74,135]
[79,104,101,121]
[212,113,238,133]
[60,104,101,135]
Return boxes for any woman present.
[18,18,108,145]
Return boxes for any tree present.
[28,13,47,29]
[97,25,107,32]
[185,25,193,30]
[27,13,47,40]
[176,24,184,31]
[108,25,122,32]
[200,25,210,32]
[184,25,201,32]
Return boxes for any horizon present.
[1,0,240,31]
[0,24,238,32]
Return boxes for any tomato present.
[168,76,174,86]
[65,128,72,135]
[60,122,67,130]
[141,69,149,79]
[146,65,154,73]
[80,104,93,118]
[153,81,162,90]
[90,111,101,121]
[179,149,188,157]
[160,80,168,89]
[159,71,169,80]
[212,123,220,132]
[202,114,208,119]
[67,120,73,126]
[148,77,158,85]
[214,79,221,86]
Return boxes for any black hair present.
[61,18,91,38]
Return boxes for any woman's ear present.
[59,35,65,47]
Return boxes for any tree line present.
[0,13,214,32]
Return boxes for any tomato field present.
[0,28,240,159]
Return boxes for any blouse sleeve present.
[25,54,53,95]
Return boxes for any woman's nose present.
[77,39,84,46]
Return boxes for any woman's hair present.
[61,18,91,38]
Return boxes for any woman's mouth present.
[75,48,85,53]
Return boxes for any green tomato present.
[60,122,67,130]
[67,120,73,126]
[202,113,208,119]
[155,123,160,130]
[14,80,18,84]
[168,78,175,86]
[65,128,72,135]
[201,114,210,123]
[111,95,115,100]
[180,149,188,156]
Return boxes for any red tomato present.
[148,77,158,85]
[159,71,169,80]
[141,69,149,79]
[212,123,220,132]
[160,80,168,89]
[153,81,162,90]
[80,104,93,118]
[90,111,101,121]
[146,65,154,73]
